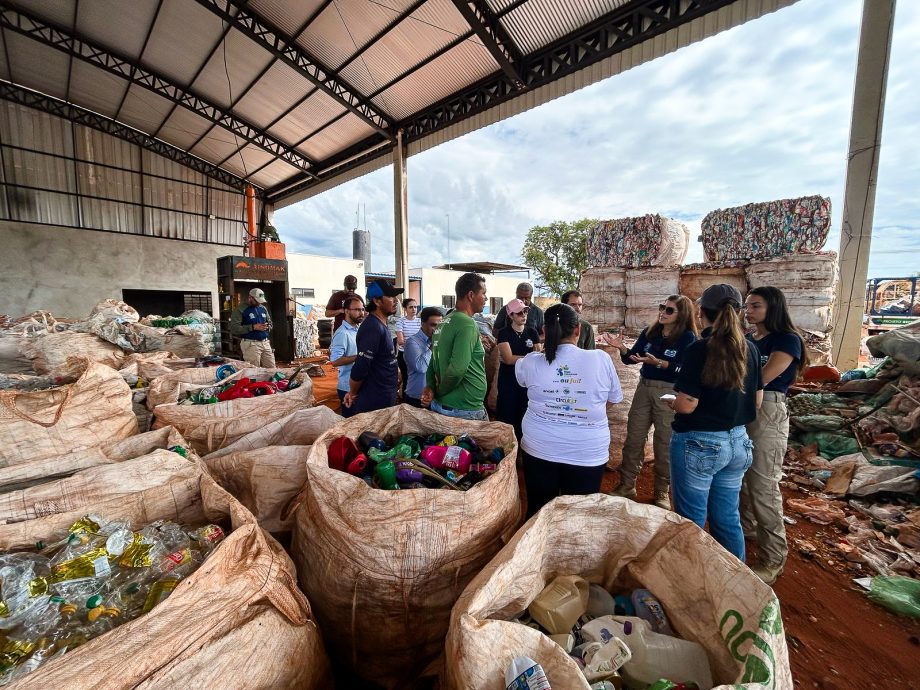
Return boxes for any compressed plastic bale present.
[290,405,521,689]
[587,215,689,268]
[604,349,643,465]
[702,195,831,261]
[747,253,838,334]
[150,367,315,455]
[679,262,750,303]
[0,425,193,495]
[579,267,628,308]
[202,407,342,532]
[443,494,792,690]
[0,361,136,469]
[0,462,332,689]
[625,267,680,332]
[19,332,125,377]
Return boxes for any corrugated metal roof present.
[0,0,799,201]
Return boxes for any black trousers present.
[523,450,605,519]
[396,341,408,395]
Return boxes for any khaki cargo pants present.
[619,377,675,492]
[741,392,789,567]
[240,339,276,368]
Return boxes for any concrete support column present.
[832,0,896,369]
[393,129,410,310]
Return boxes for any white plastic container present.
[583,637,632,682]
[528,575,588,634]
[505,656,552,690]
[618,619,712,689]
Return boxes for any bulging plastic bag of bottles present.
[0,514,225,684]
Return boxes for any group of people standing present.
[327,271,805,586]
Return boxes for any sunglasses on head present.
[658,304,676,315]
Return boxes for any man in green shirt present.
[561,289,596,350]
[421,272,488,420]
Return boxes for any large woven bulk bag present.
[0,361,136,468]
[444,494,792,690]
[702,195,831,261]
[0,462,331,689]
[579,267,627,307]
[679,263,750,303]
[747,253,838,334]
[149,367,315,455]
[602,348,643,466]
[587,216,689,268]
[202,407,341,532]
[0,335,32,374]
[0,425,192,494]
[19,332,125,377]
[291,405,521,688]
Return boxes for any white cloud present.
[275,0,920,286]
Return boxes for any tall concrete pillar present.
[832,0,896,369]
[393,129,410,315]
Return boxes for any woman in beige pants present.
[742,286,808,585]
[602,295,697,509]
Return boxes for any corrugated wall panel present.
[81,197,143,234]
[8,188,79,226]
[277,0,799,207]
[144,174,205,217]
[145,206,206,242]
[1,148,75,194]
[0,103,74,156]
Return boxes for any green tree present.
[521,218,597,296]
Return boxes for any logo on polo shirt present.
[761,355,769,366]
[664,349,677,358]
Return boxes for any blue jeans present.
[430,399,488,421]
[669,426,754,561]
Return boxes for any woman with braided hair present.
[666,284,763,560]
[515,303,623,518]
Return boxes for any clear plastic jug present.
[527,575,589,634]
[618,619,712,689]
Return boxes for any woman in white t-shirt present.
[515,303,623,518]
[396,299,421,396]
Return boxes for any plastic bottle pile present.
[509,575,713,690]
[0,514,225,684]
[180,365,303,404]
[328,431,505,491]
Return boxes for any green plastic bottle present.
[374,459,399,490]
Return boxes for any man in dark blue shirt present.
[230,287,275,367]
[344,279,403,415]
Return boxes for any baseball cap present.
[699,283,743,311]
[249,288,267,304]
[506,298,528,315]
[366,279,404,300]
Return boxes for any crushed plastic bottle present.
[0,514,226,685]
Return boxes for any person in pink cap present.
[495,298,542,438]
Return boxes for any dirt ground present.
[606,459,920,690]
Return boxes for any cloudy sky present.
[275,0,919,287]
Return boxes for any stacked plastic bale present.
[701,195,831,262]
[678,260,750,303]
[625,267,681,333]
[582,215,689,333]
[746,252,839,364]
[579,267,627,331]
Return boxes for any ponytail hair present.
[701,301,748,390]
[543,303,579,364]
[748,286,810,376]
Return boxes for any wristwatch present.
[655,360,664,369]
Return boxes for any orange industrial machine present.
[246,185,286,260]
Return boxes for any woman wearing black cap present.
[741,286,809,584]
[666,284,763,561]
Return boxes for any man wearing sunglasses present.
[561,289,595,350]
[329,296,366,417]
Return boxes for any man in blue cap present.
[343,279,404,415]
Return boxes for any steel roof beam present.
[450,0,523,87]
[190,0,393,136]
[269,0,735,202]
[0,80,253,192]
[0,4,318,179]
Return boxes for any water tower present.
[353,228,371,272]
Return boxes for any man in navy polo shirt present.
[230,287,275,367]
[343,279,403,415]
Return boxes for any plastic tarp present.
[701,195,831,261]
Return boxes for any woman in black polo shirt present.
[603,295,697,509]
[667,284,763,561]
[741,286,808,584]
